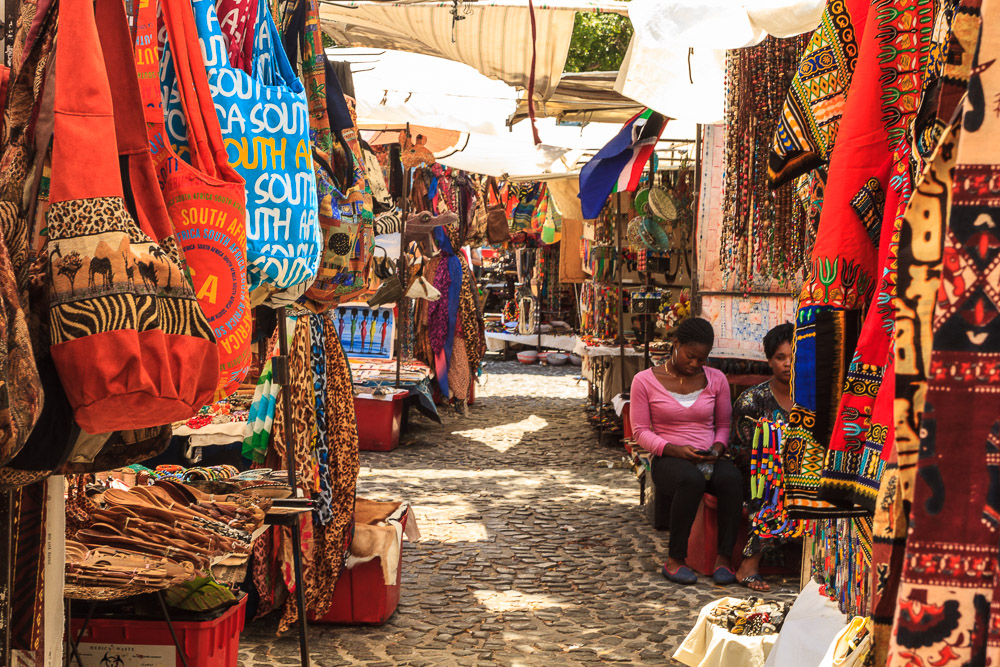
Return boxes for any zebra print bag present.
[373,210,403,237]
[45,0,219,435]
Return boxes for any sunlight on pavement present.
[473,589,571,612]
[452,415,549,453]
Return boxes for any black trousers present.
[651,455,743,561]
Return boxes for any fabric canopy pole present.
[616,191,628,399]
[274,311,310,667]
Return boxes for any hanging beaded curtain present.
[721,35,813,291]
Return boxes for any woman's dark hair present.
[674,317,715,348]
[763,323,795,359]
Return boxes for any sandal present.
[741,573,771,592]
[662,564,698,585]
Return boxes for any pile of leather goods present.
[68,481,269,597]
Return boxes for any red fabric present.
[799,0,890,313]
[0,66,10,120]
[215,0,257,75]
[51,331,219,431]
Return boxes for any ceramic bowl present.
[517,351,538,364]
[547,353,569,366]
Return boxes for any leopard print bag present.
[45,0,219,434]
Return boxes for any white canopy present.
[329,47,518,136]
[333,47,695,179]
[321,0,629,100]
[616,0,825,122]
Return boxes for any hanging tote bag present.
[284,0,362,312]
[484,178,511,245]
[171,0,322,303]
[819,617,871,667]
[137,0,252,400]
[46,0,219,434]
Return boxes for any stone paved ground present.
[240,358,797,666]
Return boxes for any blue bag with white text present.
[163,0,322,301]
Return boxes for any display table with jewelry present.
[673,596,790,667]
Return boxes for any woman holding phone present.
[629,317,740,585]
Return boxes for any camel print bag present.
[45,0,220,434]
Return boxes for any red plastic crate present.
[310,510,407,625]
[355,392,405,451]
[70,595,246,667]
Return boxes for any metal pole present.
[691,123,704,317]
[1,489,11,667]
[395,131,411,389]
[643,168,653,370]
[274,310,310,667]
[615,191,627,400]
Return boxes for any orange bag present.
[46,0,219,433]
[136,0,252,399]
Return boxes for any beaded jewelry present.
[721,35,814,291]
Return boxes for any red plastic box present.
[310,510,408,625]
[355,392,405,451]
[622,401,633,450]
[70,595,246,667]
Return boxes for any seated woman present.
[630,317,742,585]
[729,323,795,592]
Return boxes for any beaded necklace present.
[721,34,813,291]
[749,416,806,540]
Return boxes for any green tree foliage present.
[564,13,633,73]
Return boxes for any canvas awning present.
[320,0,629,100]
[510,71,644,125]
[616,0,824,122]
[360,126,463,153]
[329,47,518,136]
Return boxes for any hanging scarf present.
[870,3,980,660]
[819,0,938,513]
[427,227,463,398]
[310,314,334,525]
[785,0,895,518]
[767,0,867,186]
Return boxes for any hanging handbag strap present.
[488,176,506,206]
[95,0,174,243]
[159,0,240,181]
[50,0,127,204]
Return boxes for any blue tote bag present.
[164,0,322,299]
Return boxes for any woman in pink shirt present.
[630,317,741,585]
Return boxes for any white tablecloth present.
[673,597,777,667]
[485,331,578,352]
[764,581,848,667]
[172,421,247,447]
[573,340,644,357]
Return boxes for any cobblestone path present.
[240,359,796,666]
